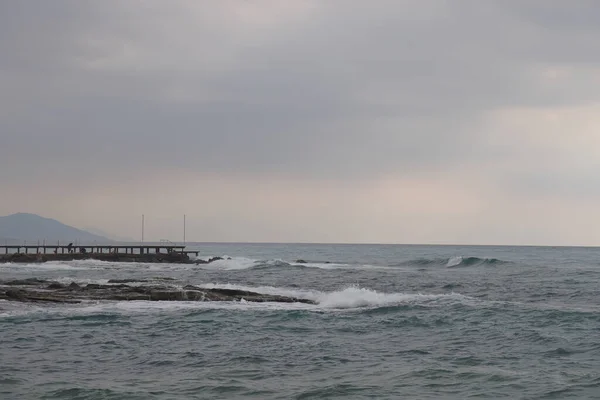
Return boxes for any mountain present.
[0,213,111,244]
[83,227,134,243]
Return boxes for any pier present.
[0,244,200,264]
[0,244,199,256]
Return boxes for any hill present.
[0,213,111,244]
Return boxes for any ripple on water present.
[41,387,150,400]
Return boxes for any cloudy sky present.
[1,1,600,245]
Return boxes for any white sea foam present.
[0,262,90,271]
[196,256,388,271]
[198,282,321,300]
[316,287,470,308]
[0,256,386,272]
[0,282,475,319]
[54,277,111,285]
[197,283,472,309]
[0,299,316,318]
[446,256,463,267]
[198,256,259,270]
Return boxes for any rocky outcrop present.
[0,279,316,305]
[0,253,240,265]
[194,256,226,264]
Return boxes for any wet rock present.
[85,284,102,290]
[296,260,307,264]
[195,256,224,265]
[0,278,316,305]
[149,290,186,301]
[5,289,26,300]
[47,282,65,289]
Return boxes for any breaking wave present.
[197,283,474,309]
[0,284,476,319]
[395,256,510,268]
[0,262,90,270]
[196,256,375,271]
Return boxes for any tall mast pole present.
[142,214,145,244]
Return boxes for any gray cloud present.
[2,1,600,243]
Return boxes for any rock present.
[149,290,186,301]
[85,284,102,290]
[47,282,65,289]
[195,256,224,265]
[296,259,307,264]
[0,278,317,305]
[5,289,26,300]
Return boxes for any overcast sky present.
[1,1,600,245]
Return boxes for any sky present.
[1,0,600,245]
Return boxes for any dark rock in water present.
[148,290,186,301]
[47,282,65,289]
[296,259,307,264]
[85,283,102,290]
[0,279,316,305]
[5,288,26,300]
[195,256,224,265]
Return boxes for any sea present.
[1,243,599,399]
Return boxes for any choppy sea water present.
[1,243,599,399]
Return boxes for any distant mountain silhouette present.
[83,226,135,243]
[0,213,111,244]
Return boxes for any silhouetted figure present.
[67,243,73,253]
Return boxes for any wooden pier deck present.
[0,245,199,257]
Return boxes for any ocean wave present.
[196,256,260,270]
[395,256,510,268]
[317,287,471,309]
[1,256,381,272]
[0,283,478,319]
[197,283,473,309]
[196,256,376,271]
[0,261,90,270]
